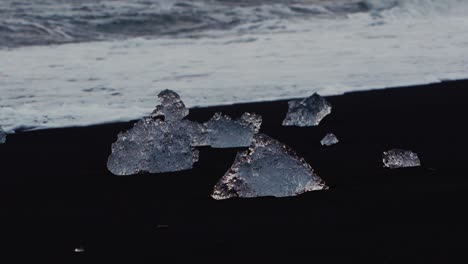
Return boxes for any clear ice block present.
[107,117,199,175]
[211,133,328,200]
[282,93,331,127]
[107,89,263,175]
[382,149,421,169]
[320,133,339,146]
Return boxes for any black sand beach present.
[2,80,468,262]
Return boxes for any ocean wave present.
[2,0,465,48]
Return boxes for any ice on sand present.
[282,93,331,127]
[150,89,189,122]
[382,149,421,169]
[204,112,262,148]
[211,134,328,200]
[107,90,263,175]
[107,118,200,175]
[107,90,200,175]
[320,133,339,146]
[0,126,6,144]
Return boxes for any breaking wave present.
[1,0,467,48]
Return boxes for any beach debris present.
[107,90,263,175]
[204,112,262,148]
[107,118,200,175]
[282,93,331,127]
[382,149,421,169]
[211,134,328,200]
[0,126,6,144]
[320,133,339,146]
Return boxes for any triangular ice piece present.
[212,134,328,200]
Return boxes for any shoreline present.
[6,78,468,134]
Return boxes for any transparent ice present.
[211,133,328,200]
[107,117,200,175]
[282,93,332,127]
[0,126,6,144]
[204,112,262,148]
[382,149,421,169]
[320,133,339,146]
[150,89,189,122]
[107,90,263,175]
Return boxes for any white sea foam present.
[1,0,468,132]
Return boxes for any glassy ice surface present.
[150,89,189,122]
[107,90,263,175]
[107,117,199,175]
[383,149,421,169]
[320,133,339,146]
[282,93,332,127]
[108,89,200,175]
[204,112,262,148]
[0,126,6,144]
[212,134,328,200]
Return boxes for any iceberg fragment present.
[150,89,189,122]
[0,126,6,144]
[320,133,339,146]
[211,134,328,200]
[282,93,331,127]
[204,112,262,148]
[107,89,263,175]
[382,149,421,169]
[107,117,200,175]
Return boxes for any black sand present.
[2,80,468,262]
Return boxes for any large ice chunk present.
[320,133,339,146]
[282,93,331,127]
[382,149,421,169]
[150,89,189,122]
[211,134,328,200]
[107,89,263,175]
[204,112,262,148]
[0,126,6,144]
[107,117,199,175]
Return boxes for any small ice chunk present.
[383,149,421,169]
[320,133,339,146]
[150,89,189,122]
[282,93,332,127]
[74,246,85,253]
[0,126,6,144]
[204,112,262,148]
[107,117,199,175]
[211,134,328,200]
